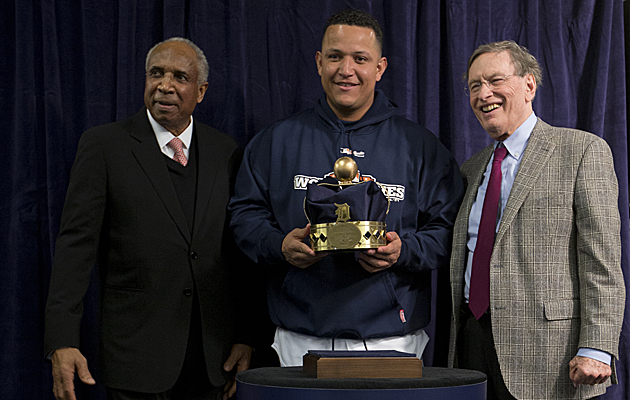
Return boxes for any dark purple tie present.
[469,145,508,319]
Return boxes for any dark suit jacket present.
[45,109,241,392]
[448,119,625,399]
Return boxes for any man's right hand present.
[281,224,328,268]
[51,347,95,400]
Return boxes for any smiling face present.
[316,24,387,121]
[467,51,536,141]
[144,41,208,136]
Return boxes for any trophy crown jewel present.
[305,157,389,251]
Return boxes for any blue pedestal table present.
[236,366,487,400]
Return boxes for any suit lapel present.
[451,145,494,283]
[461,146,494,227]
[495,119,555,245]
[129,110,192,244]
[192,124,219,240]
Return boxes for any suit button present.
[190,251,198,260]
[183,288,192,296]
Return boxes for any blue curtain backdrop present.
[1,0,628,399]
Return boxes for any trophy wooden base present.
[302,351,423,379]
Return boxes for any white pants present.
[272,326,430,367]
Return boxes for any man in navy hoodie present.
[229,9,464,366]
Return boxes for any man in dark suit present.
[44,37,252,400]
[448,40,625,399]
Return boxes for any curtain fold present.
[2,1,627,398]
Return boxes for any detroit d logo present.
[329,203,361,249]
[334,203,351,222]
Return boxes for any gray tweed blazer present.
[448,119,625,399]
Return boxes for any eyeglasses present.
[464,74,516,96]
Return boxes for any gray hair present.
[145,37,209,85]
[464,40,542,87]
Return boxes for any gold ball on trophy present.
[334,157,358,183]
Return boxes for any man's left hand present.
[358,231,401,273]
[569,356,611,387]
[223,344,253,399]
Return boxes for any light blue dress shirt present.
[463,111,610,365]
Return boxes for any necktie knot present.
[493,146,508,163]
[167,137,188,166]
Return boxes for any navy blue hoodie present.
[229,90,464,339]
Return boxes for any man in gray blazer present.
[448,40,625,399]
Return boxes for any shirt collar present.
[146,109,194,150]
[497,111,537,160]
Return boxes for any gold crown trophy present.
[306,157,389,251]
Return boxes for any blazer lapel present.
[495,119,555,245]
[191,125,219,239]
[129,110,192,244]
[451,145,494,281]
[461,146,494,225]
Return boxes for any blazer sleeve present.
[574,137,625,360]
[44,128,107,356]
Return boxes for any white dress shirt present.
[146,109,193,160]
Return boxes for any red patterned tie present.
[469,145,508,319]
[167,137,188,166]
